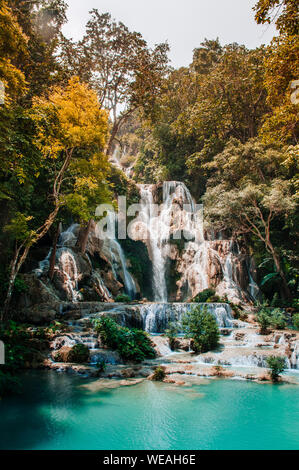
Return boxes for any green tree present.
[7,0,68,100]
[2,77,110,318]
[93,316,156,363]
[253,1,299,145]
[61,9,169,155]
[165,322,179,350]
[134,41,269,194]
[203,139,297,299]
[266,355,286,382]
[182,306,220,353]
[0,0,27,101]
[293,313,299,330]
[257,308,272,334]
[256,307,286,333]
[151,366,166,381]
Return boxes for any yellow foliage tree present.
[3,77,110,318]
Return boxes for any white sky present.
[62,0,277,68]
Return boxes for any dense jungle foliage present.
[0,0,298,315]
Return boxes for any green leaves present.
[93,316,156,363]
[260,272,280,286]
[182,306,220,354]
[266,355,286,381]
[4,212,36,243]
[257,307,287,333]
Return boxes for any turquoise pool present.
[0,371,298,450]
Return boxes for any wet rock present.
[52,346,72,362]
[176,338,191,351]
[121,368,137,378]
[234,332,245,341]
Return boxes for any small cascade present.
[34,225,83,302]
[137,181,203,302]
[138,185,168,301]
[247,258,260,301]
[99,211,137,299]
[92,271,112,302]
[290,341,299,369]
[114,240,136,299]
[35,249,52,276]
[139,302,233,333]
[57,247,82,302]
[58,224,80,247]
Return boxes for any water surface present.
[0,371,298,450]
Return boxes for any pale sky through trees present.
[62,0,277,68]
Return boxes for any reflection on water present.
[0,371,298,450]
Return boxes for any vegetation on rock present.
[192,289,216,303]
[67,344,90,363]
[257,307,287,334]
[293,314,299,330]
[165,322,179,350]
[151,366,166,381]
[93,317,156,363]
[266,355,287,382]
[182,306,220,353]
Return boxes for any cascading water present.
[134,181,259,304]
[34,225,82,302]
[137,181,204,302]
[56,247,82,302]
[99,211,137,300]
[139,302,233,333]
[138,185,168,301]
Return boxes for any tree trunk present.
[2,271,17,322]
[49,224,61,280]
[267,242,291,300]
[2,243,30,322]
[2,148,74,318]
[106,123,119,156]
[76,219,93,254]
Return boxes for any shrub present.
[0,321,40,396]
[96,359,107,374]
[292,313,299,330]
[93,317,156,363]
[207,295,225,303]
[0,321,35,370]
[115,293,131,303]
[257,307,286,334]
[152,366,166,381]
[182,306,220,353]
[68,344,90,363]
[266,356,286,382]
[257,309,271,334]
[270,309,287,329]
[192,288,216,303]
[165,322,179,350]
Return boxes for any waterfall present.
[92,271,112,302]
[57,247,82,302]
[100,211,137,300]
[139,185,168,301]
[139,302,233,333]
[138,181,203,302]
[247,258,260,301]
[112,239,136,299]
[58,223,80,247]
